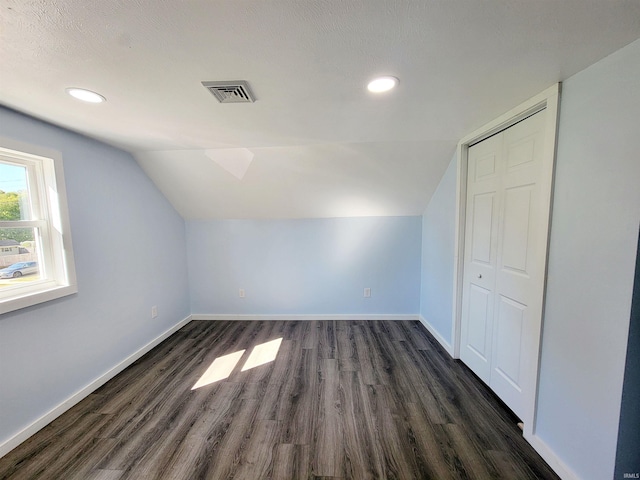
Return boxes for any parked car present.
[0,261,38,278]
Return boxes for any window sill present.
[0,283,78,316]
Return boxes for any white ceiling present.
[1,1,639,219]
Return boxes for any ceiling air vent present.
[201,80,256,103]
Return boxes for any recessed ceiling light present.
[367,76,398,93]
[65,88,106,103]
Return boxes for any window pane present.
[0,228,41,287]
[0,162,31,220]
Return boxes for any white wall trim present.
[0,315,193,458]
[525,433,580,480]
[192,313,420,321]
[418,315,453,356]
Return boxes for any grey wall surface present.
[614,227,640,479]
[0,107,191,449]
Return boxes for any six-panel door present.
[460,109,547,419]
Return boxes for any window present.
[0,138,77,315]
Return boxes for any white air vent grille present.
[202,81,256,103]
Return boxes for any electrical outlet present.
[239,288,245,298]
[364,287,371,298]
[151,305,158,318]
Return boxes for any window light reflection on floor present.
[191,337,283,390]
[191,349,245,390]
[241,337,283,372]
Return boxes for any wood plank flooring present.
[0,320,560,479]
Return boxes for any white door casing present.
[452,84,560,442]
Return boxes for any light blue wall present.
[187,216,422,315]
[419,154,457,345]
[536,39,640,480]
[0,107,190,449]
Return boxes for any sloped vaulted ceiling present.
[1,0,639,219]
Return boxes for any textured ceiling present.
[1,1,639,219]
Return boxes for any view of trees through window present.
[1,190,35,242]
[1,161,39,287]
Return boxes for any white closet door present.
[460,109,547,419]
[460,132,503,384]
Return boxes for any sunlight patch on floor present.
[191,349,245,390]
[241,337,283,372]
[191,337,283,389]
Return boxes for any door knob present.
[478,274,482,279]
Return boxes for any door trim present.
[451,83,561,440]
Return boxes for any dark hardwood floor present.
[0,320,559,479]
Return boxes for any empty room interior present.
[0,2,639,479]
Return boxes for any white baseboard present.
[525,432,580,480]
[416,317,574,480]
[418,315,454,356]
[191,313,420,321]
[0,315,192,458]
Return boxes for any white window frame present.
[0,137,77,315]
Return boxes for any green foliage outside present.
[0,190,34,243]
[0,190,21,219]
